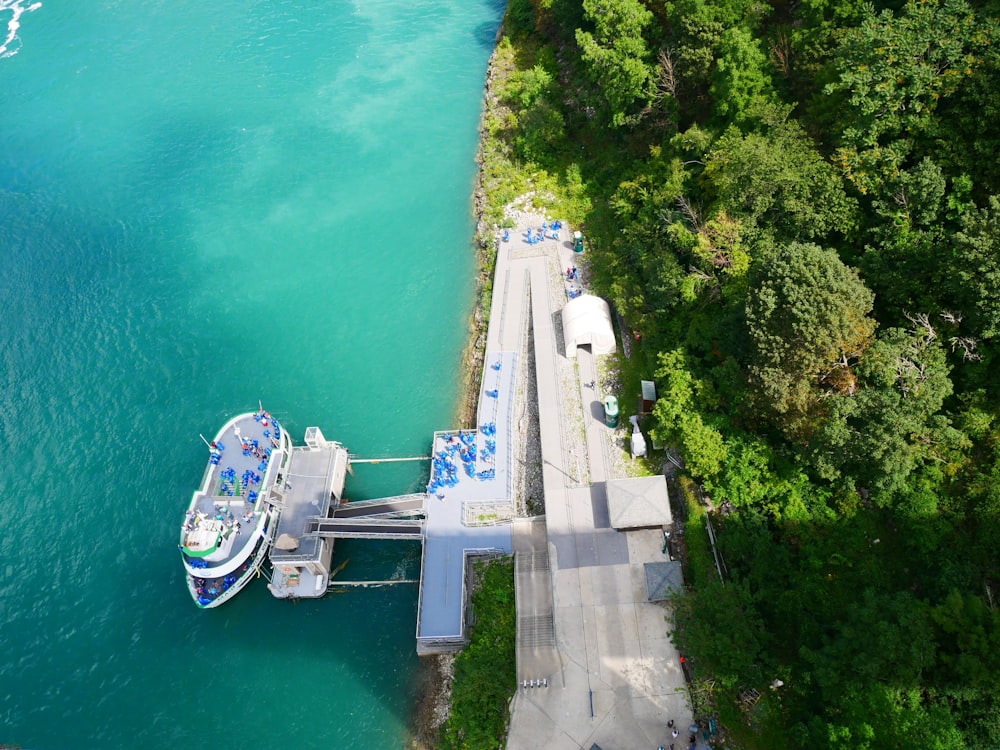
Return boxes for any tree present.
[575,0,657,126]
[703,106,858,240]
[671,579,767,689]
[824,0,991,195]
[651,348,730,480]
[744,241,877,438]
[499,62,567,164]
[803,324,954,504]
[709,27,775,122]
[932,589,1000,690]
[951,196,1000,340]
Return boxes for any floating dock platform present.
[266,427,349,600]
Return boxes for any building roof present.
[644,561,684,601]
[606,475,671,530]
[562,294,616,358]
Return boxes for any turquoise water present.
[0,1,502,747]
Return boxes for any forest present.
[480,0,1000,746]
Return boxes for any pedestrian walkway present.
[416,350,518,653]
[491,207,694,750]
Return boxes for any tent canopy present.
[562,294,616,358]
[274,533,300,551]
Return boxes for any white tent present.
[562,294,616,358]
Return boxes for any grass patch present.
[438,558,517,750]
[714,690,793,750]
[678,475,715,589]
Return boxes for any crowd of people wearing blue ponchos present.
[253,410,281,440]
[425,357,507,496]
[426,420,500,496]
[193,559,252,606]
[522,219,562,245]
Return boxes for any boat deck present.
[181,411,288,605]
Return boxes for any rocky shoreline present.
[404,37,508,750]
[404,17,637,744]
[406,653,455,750]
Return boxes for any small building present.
[606,475,672,530]
[267,427,349,599]
[643,561,684,601]
[640,380,657,414]
[562,294,616,358]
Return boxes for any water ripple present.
[0,0,41,59]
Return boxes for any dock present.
[259,293,520,652]
[265,427,350,600]
[414,349,518,653]
[251,208,695,746]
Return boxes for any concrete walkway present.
[489,211,693,750]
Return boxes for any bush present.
[438,558,517,750]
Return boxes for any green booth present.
[603,395,619,427]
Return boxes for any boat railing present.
[193,453,218,498]
[260,447,286,499]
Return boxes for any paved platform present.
[415,351,518,650]
[490,215,694,750]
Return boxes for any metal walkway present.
[332,494,426,519]
[300,493,427,538]
[306,516,424,539]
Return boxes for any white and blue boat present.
[180,409,292,608]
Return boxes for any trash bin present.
[603,396,619,427]
[573,230,584,253]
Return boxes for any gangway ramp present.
[306,516,424,540]
[333,494,426,519]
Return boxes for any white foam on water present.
[0,0,41,59]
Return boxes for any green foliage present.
[504,0,537,37]
[876,157,948,229]
[503,64,553,109]
[704,109,858,240]
[709,28,776,122]
[575,0,657,126]
[825,0,991,194]
[672,579,767,689]
[601,151,690,324]
[660,0,776,123]
[937,41,1000,193]
[497,57,568,165]
[952,195,1000,340]
[676,475,717,589]
[517,97,566,164]
[800,326,955,504]
[744,241,877,438]
[932,590,1000,689]
[439,559,516,750]
[652,348,729,480]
